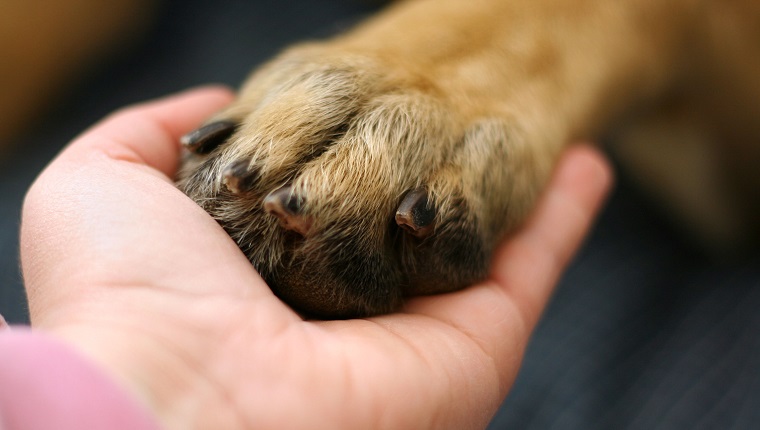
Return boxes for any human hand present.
[21,87,611,429]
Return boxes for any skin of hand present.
[20,87,612,430]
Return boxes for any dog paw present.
[177,46,541,318]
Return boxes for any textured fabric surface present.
[488,176,760,429]
[0,1,757,428]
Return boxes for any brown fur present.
[178,0,760,318]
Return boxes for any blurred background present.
[0,1,757,428]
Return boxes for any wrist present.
[0,328,160,430]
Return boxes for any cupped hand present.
[21,87,611,430]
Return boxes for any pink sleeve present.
[0,328,160,430]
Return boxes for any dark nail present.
[180,121,237,154]
[264,186,312,235]
[396,187,436,237]
[222,159,259,194]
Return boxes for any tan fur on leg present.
[179,0,760,317]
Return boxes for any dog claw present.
[222,159,259,194]
[396,187,436,237]
[264,186,312,235]
[180,121,237,154]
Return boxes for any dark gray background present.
[1,1,757,428]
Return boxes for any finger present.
[62,86,234,178]
[493,144,613,327]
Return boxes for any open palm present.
[21,87,610,429]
